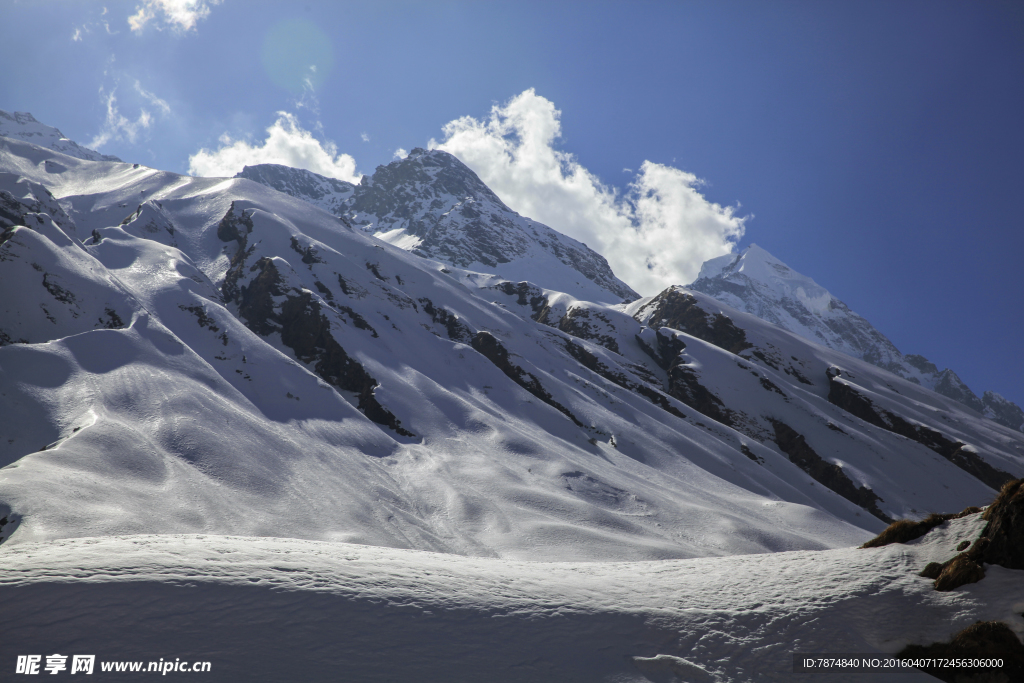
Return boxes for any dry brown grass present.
[982,479,1022,521]
[859,505,984,549]
[933,553,985,592]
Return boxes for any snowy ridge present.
[0,109,121,163]
[689,244,1024,431]
[235,163,355,217]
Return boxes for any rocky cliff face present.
[688,244,1024,432]
[235,149,638,304]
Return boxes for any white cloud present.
[128,0,221,33]
[393,148,408,159]
[361,132,370,143]
[430,89,746,295]
[72,28,83,42]
[89,85,163,149]
[188,112,361,183]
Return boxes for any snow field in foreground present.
[3,514,1022,682]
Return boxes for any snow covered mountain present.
[3,113,1024,681]
[3,122,1024,556]
[689,244,1024,431]
[0,109,121,163]
[235,149,639,304]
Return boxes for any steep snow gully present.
[1,111,1023,681]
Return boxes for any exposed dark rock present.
[828,376,1015,490]
[313,280,334,301]
[491,281,550,322]
[556,307,621,354]
[635,326,730,425]
[636,289,752,355]
[562,339,687,420]
[365,262,387,281]
[471,331,583,427]
[668,364,734,428]
[42,273,75,305]
[418,298,473,343]
[217,202,256,304]
[178,304,228,345]
[98,307,124,330]
[232,257,411,436]
[336,306,378,338]
[759,376,786,397]
[770,419,891,523]
[289,236,324,265]
[898,621,1024,682]
[740,444,764,464]
[979,479,1024,570]
[343,150,638,301]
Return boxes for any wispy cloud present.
[188,112,361,183]
[361,133,370,143]
[128,0,222,33]
[430,89,746,295]
[89,80,171,149]
[71,6,119,42]
[134,80,171,116]
[393,148,408,160]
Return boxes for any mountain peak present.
[695,244,834,316]
[236,148,638,303]
[688,245,1024,428]
[0,109,121,163]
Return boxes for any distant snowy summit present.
[0,109,121,163]
[689,244,1024,431]
[236,149,638,304]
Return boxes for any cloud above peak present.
[187,112,360,183]
[128,0,222,33]
[431,89,746,295]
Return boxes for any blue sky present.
[3,0,1023,407]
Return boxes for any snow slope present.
[689,244,1024,431]
[2,513,1021,682]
